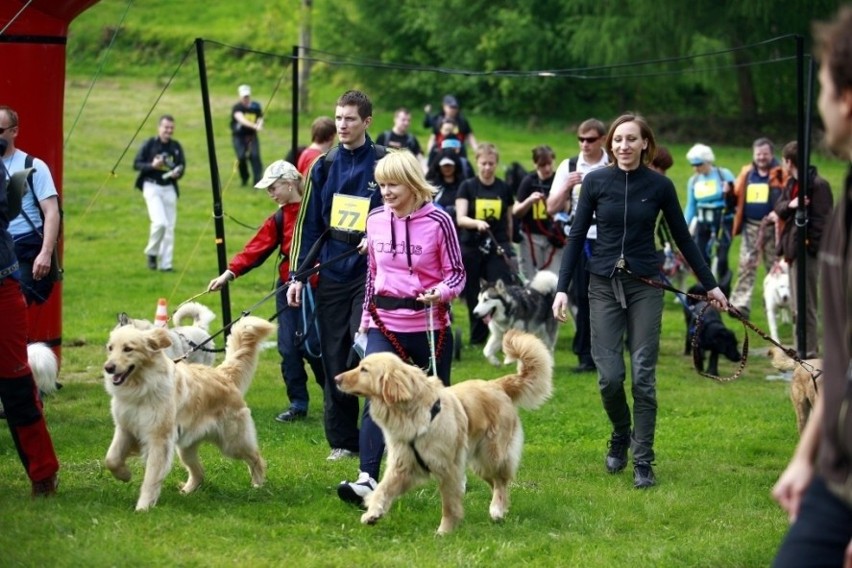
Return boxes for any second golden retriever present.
[335,329,553,534]
[767,347,823,434]
[103,315,275,511]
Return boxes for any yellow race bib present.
[330,194,370,232]
[694,179,718,200]
[746,182,769,204]
[532,200,548,221]
[475,198,502,221]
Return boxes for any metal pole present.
[195,38,232,329]
[292,45,300,164]
[794,35,808,359]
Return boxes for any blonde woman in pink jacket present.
[337,150,466,507]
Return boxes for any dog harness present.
[410,399,442,473]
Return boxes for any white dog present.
[0,343,61,417]
[116,302,218,365]
[764,260,792,343]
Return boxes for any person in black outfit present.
[553,114,727,489]
[456,143,516,345]
[230,84,264,186]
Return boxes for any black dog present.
[684,284,741,376]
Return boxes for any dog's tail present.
[27,342,60,396]
[528,270,558,295]
[219,316,276,394]
[172,302,217,331]
[494,330,553,410]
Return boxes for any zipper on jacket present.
[610,170,630,277]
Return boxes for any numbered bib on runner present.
[475,198,502,221]
[745,182,769,204]
[331,194,370,232]
[694,179,718,200]
[532,199,548,220]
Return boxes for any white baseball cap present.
[238,84,251,97]
[255,160,301,189]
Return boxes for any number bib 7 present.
[475,197,502,221]
[745,182,769,204]
[331,194,370,232]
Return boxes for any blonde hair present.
[374,150,436,204]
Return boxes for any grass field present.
[1,2,850,566]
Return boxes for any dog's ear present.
[495,279,506,292]
[381,365,414,404]
[147,328,173,351]
[117,312,131,327]
[479,278,489,289]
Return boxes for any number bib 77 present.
[475,198,502,221]
[331,194,370,232]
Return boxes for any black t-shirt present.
[231,101,263,137]
[515,172,556,236]
[375,130,422,155]
[457,177,513,247]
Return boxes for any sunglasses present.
[0,124,16,135]
[577,136,600,144]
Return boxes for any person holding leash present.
[456,142,517,346]
[208,160,324,424]
[337,149,465,506]
[771,7,852,565]
[552,113,727,489]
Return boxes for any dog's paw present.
[135,499,156,512]
[108,465,132,482]
[360,511,382,525]
[501,357,515,366]
[486,355,501,367]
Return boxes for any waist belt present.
[373,295,425,311]
[0,261,19,280]
[329,229,364,246]
[697,207,724,224]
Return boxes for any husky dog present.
[472,270,559,366]
[116,302,217,365]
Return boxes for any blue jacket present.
[290,135,384,283]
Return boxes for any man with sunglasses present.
[0,106,60,308]
[547,118,609,373]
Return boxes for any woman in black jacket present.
[553,113,727,489]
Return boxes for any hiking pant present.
[589,273,663,464]
[276,283,325,413]
[789,255,820,358]
[142,181,177,270]
[232,135,263,186]
[0,276,59,484]
[730,220,777,316]
[315,278,364,453]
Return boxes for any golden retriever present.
[335,330,553,534]
[103,315,275,511]
[767,347,823,434]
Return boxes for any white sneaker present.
[326,448,357,461]
[337,471,377,507]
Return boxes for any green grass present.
[2,2,849,564]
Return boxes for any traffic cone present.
[154,298,169,328]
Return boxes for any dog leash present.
[171,247,359,362]
[618,264,820,386]
[485,228,524,286]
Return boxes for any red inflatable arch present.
[0,0,101,362]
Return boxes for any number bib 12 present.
[475,197,502,221]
